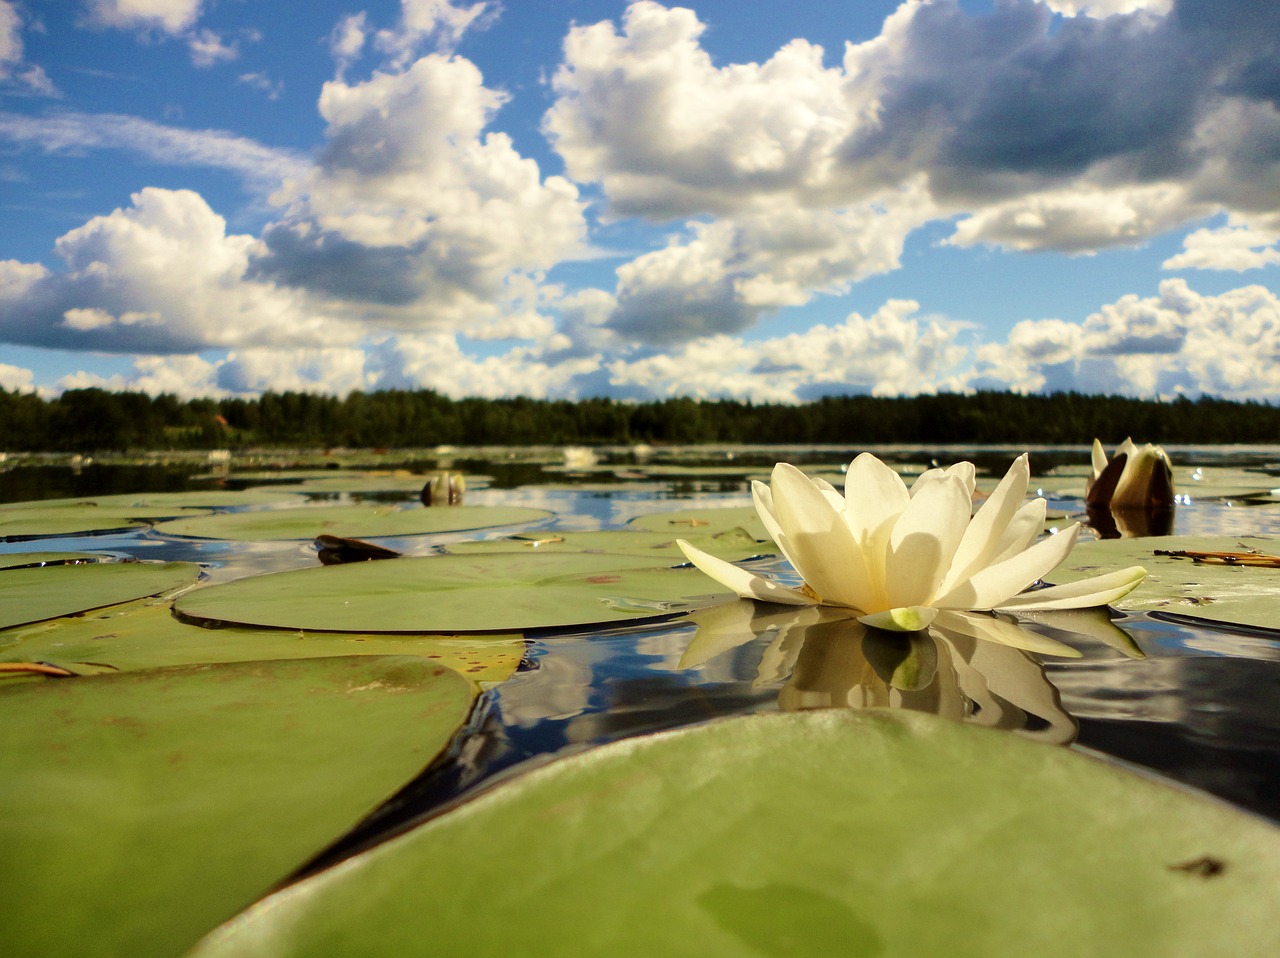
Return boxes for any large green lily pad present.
[2,490,302,510]
[442,527,770,562]
[0,506,157,539]
[0,552,104,569]
[627,507,771,542]
[0,601,523,684]
[1048,534,1280,630]
[1033,465,1279,501]
[191,709,1280,958]
[175,553,727,632]
[0,656,473,958]
[0,561,200,629]
[152,504,551,540]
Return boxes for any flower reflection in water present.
[681,601,1080,745]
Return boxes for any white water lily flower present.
[678,452,1146,633]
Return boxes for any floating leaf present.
[0,561,200,630]
[0,656,473,958]
[175,553,726,632]
[1,507,156,539]
[191,709,1280,958]
[443,527,769,562]
[0,601,523,684]
[2,490,304,510]
[1047,534,1280,631]
[152,504,551,541]
[0,552,104,570]
[1034,465,1279,501]
[628,507,771,541]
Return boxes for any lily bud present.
[1085,438,1175,511]
[421,471,466,506]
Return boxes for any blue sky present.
[1,0,1278,402]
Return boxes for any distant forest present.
[1,387,1278,452]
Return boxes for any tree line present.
[1,386,1277,452]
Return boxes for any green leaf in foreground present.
[0,560,200,629]
[192,709,1280,958]
[1048,533,1280,631]
[175,552,728,632]
[152,504,551,540]
[0,601,524,684]
[0,656,474,958]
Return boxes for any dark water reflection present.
[4,445,1280,866]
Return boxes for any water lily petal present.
[752,477,824,592]
[770,464,878,611]
[677,539,814,606]
[885,473,970,608]
[989,498,1048,564]
[909,467,945,495]
[946,461,977,498]
[939,454,1030,596]
[859,606,939,632]
[933,523,1082,611]
[751,480,785,544]
[842,453,909,538]
[1090,439,1109,483]
[996,565,1147,612]
[933,610,1082,658]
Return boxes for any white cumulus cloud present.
[969,280,1280,400]
[0,0,54,93]
[1163,217,1280,272]
[1042,0,1173,17]
[0,187,355,353]
[375,0,495,67]
[83,0,205,35]
[0,360,35,392]
[255,52,588,335]
[606,300,970,402]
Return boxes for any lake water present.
[3,444,1280,870]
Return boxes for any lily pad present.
[0,656,473,958]
[0,601,523,684]
[0,561,200,629]
[1033,466,1279,501]
[1047,534,1280,631]
[0,507,158,539]
[152,504,551,541]
[191,709,1280,958]
[175,553,727,632]
[0,552,104,569]
[628,507,771,542]
[295,472,481,495]
[2,490,302,510]
[442,527,770,562]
